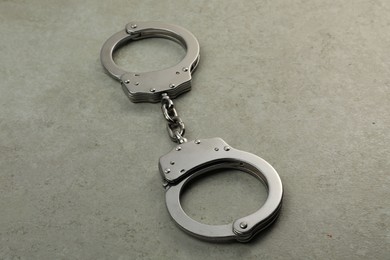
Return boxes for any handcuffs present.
[101,22,283,242]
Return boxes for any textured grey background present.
[0,0,389,259]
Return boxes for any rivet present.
[131,24,137,29]
[195,140,201,144]
[176,71,180,75]
[239,222,248,229]
[180,169,185,173]
[164,168,171,174]
[134,82,139,86]
[150,88,156,92]
[170,161,175,165]
[176,146,182,151]
[124,80,130,84]
[224,146,231,151]
[169,83,175,88]
[214,147,219,151]
[182,67,189,72]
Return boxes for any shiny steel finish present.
[100,21,200,103]
[159,138,283,242]
[161,94,187,143]
[101,22,283,242]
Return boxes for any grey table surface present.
[0,0,389,259]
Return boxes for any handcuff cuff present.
[100,21,283,242]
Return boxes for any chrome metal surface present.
[159,138,283,242]
[101,22,283,243]
[100,21,200,103]
[161,94,187,143]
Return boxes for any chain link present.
[161,93,187,143]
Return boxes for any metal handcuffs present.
[101,21,283,242]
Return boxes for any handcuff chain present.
[161,93,187,144]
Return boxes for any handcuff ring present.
[100,22,283,242]
[100,21,200,103]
